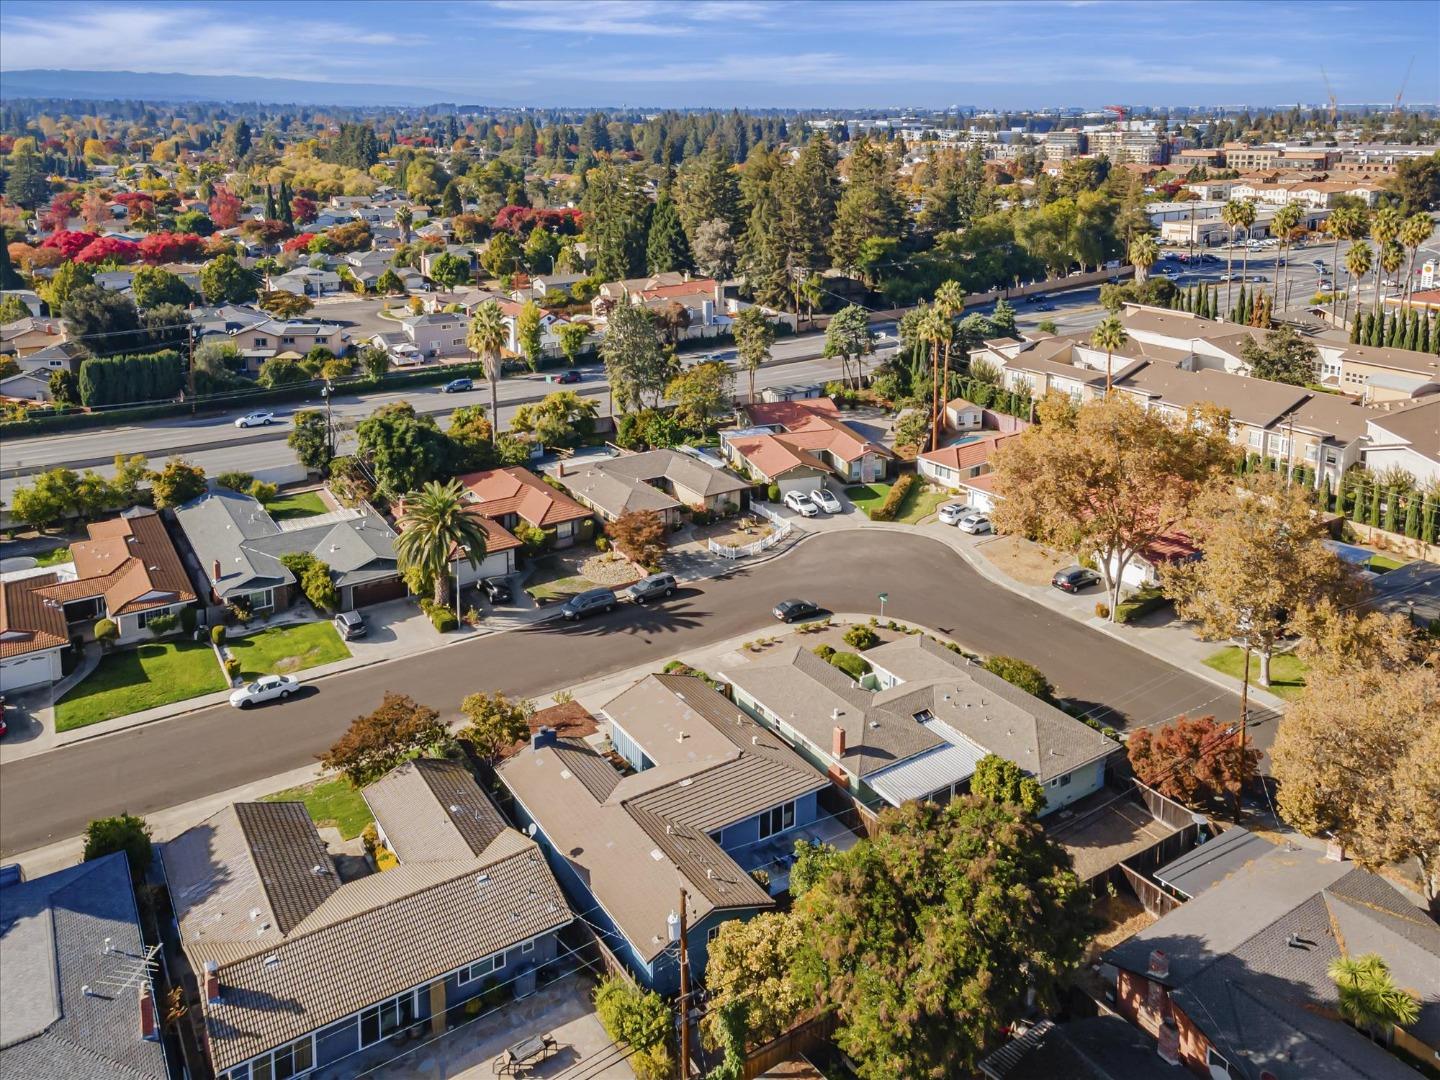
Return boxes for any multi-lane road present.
[0,531,1274,856]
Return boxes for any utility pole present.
[186,316,197,415]
[677,888,690,1080]
[1237,644,1250,821]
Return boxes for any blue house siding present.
[715,790,820,853]
[1041,758,1107,815]
[607,718,654,772]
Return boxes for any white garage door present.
[1,651,57,692]
[777,474,822,496]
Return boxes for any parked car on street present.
[956,512,992,534]
[333,610,367,640]
[773,598,820,623]
[559,587,616,621]
[442,377,473,393]
[783,490,819,517]
[552,369,582,384]
[625,573,677,604]
[1051,566,1103,593]
[235,410,276,428]
[481,578,513,603]
[229,674,299,708]
[809,488,842,513]
[938,502,971,526]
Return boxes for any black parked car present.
[1051,566,1103,593]
[481,578,513,604]
[773,598,820,623]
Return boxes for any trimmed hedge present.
[868,473,917,522]
[828,650,872,680]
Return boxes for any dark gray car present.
[560,587,617,620]
[625,573,677,604]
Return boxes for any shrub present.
[828,650,871,680]
[145,612,179,638]
[1094,602,1110,619]
[813,643,836,661]
[247,480,278,504]
[210,624,227,645]
[180,606,197,633]
[82,813,152,882]
[360,823,379,856]
[1115,585,1168,624]
[224,656,241,679]
[375,845,399,871]
[513,520,548,556]
[93,617,118,644]
[227,599,253,624]
[594,976,671,1078]
[982,656,1056,704]
[430,607,459,632]
[766,482,781,503]
[843,624,880,650]
[594,536,609,552]
[868,473,917,522]
[215,470,255,492]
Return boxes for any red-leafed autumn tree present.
[1128,714,1260,816]
[41,229,100,260]
[607,509,668,570]
[74,236,140,264]
[290,196,318,225]
[318,692,448,787]
[137,232,205,264]
[207,185,243,229]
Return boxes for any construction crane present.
[1394,56,1416,118]
[1320,66,1337,126]
[1104,104,1127,130]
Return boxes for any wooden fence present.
[1119,862,1185,918]
[743,1012,838,1080]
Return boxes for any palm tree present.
[1345,242,1374,331]
[1380,240,1406,324]
[919,306,951,450]
[1329,953,1421,1043]
[1399,212,1434,307]
[1369,205,1403,315]
[1233,199,1258,298]
[934,280,966,433]
[1129,234,1158,285]
[395,478,489,608]
[1221,199,1254,319]
[1271,203,1304,309]
[467,301,507,445]
[395,205,413,244]
[1092,315,1128,398]
[1324,204,1366,321]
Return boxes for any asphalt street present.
[0,531,1274,856]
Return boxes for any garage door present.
[1,652,57,692]
[350,576,408,608]
[777,474,822,496]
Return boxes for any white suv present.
[783,491,819,517]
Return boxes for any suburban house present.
[455,466,593,549]
[0,852,172,1080]
[510,272,585,302]
[14,339,87,376]
[592,273,753,339]
[499,674,846,993]
[1104,838,1440,1079]
[160,760,572,1080]
[0,316,66,357]
[917,431,1021,501]
[202,317,349,375]
[978,1016,1183,1080]
[943,396,985,432]
[725,397,892,490]
[394,495,522,589]
[1,508,196,692]
[399,312,469,360]
[723,635,1116,813]
[266,266,343,297]
[1362,398,1440,487]
[0,368,54,401]
[558,449,751,526]
[175,488,405,613]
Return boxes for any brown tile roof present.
[779,412,892,462]
[919,432,1021,472]
[32,509,195,617]
[362,758,509,863]
[728,434,831,479]
[741,397,841,428]
[0,573,69,659]
[456,466,591,527]
[232,802,342,935]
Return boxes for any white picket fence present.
[708,503,793,560]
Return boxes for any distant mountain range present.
[0,69,472,107]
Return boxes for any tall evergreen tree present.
[645,190,690,274]
[674,144,742,246]
[279,180,294,228]
[264,183,276,221]
[829,137,906,271]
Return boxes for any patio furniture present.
[493,1033,559,1075]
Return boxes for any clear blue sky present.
[1,0,1437,110]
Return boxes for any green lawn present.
[56,641,227,731]
[1203,647,1309,701]
[526,573,593,601]
[228,622,350,678]
[34,546,73,567]
[843,482,947,524]
[262,776,373,839]
[844,483,892,515]
[265,490,328,521]
[1368,553,1407,572]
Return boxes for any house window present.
[757,801,796,839]
[135,606,167,629]
[1058,773,1071,787]
[248,1034,314,1080]
[359,989,420,1047]
[1247,430,1263,448]
[707,926,722,944]
[1304,444,1319,461]
[1206,1047,1239,1079]
[521,940,535,955]
[457,953,505,986]
[281,336,296,345]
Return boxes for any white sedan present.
[783,490,819,517]
[235,410,277,428]
[229,674,299,708]
[809,488,842,513]
[957,512,992,535]
[937,502,971,526]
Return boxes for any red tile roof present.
[777,412,891,463]
[742,397,841,428]
[919,432,1020,472]
[0,573,69,659]
[455,467,592,527]
[34,510,194,617]
[728,435,830,479]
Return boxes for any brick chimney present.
[211,559,222,582]
[1325,839,1347,862]
[138,984,158,1041]
[831,725,847,759]
[203,960,221,1004]
[1147,949,1169,979]
[1156,1019,1180,1065]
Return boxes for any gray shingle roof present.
[163,780,570,1072]
[562,448,749,517]
[1106,844,1440,1080]
[1153,826,1275,899]
[978,1017,1180,1080]
[0,853,169,1080]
